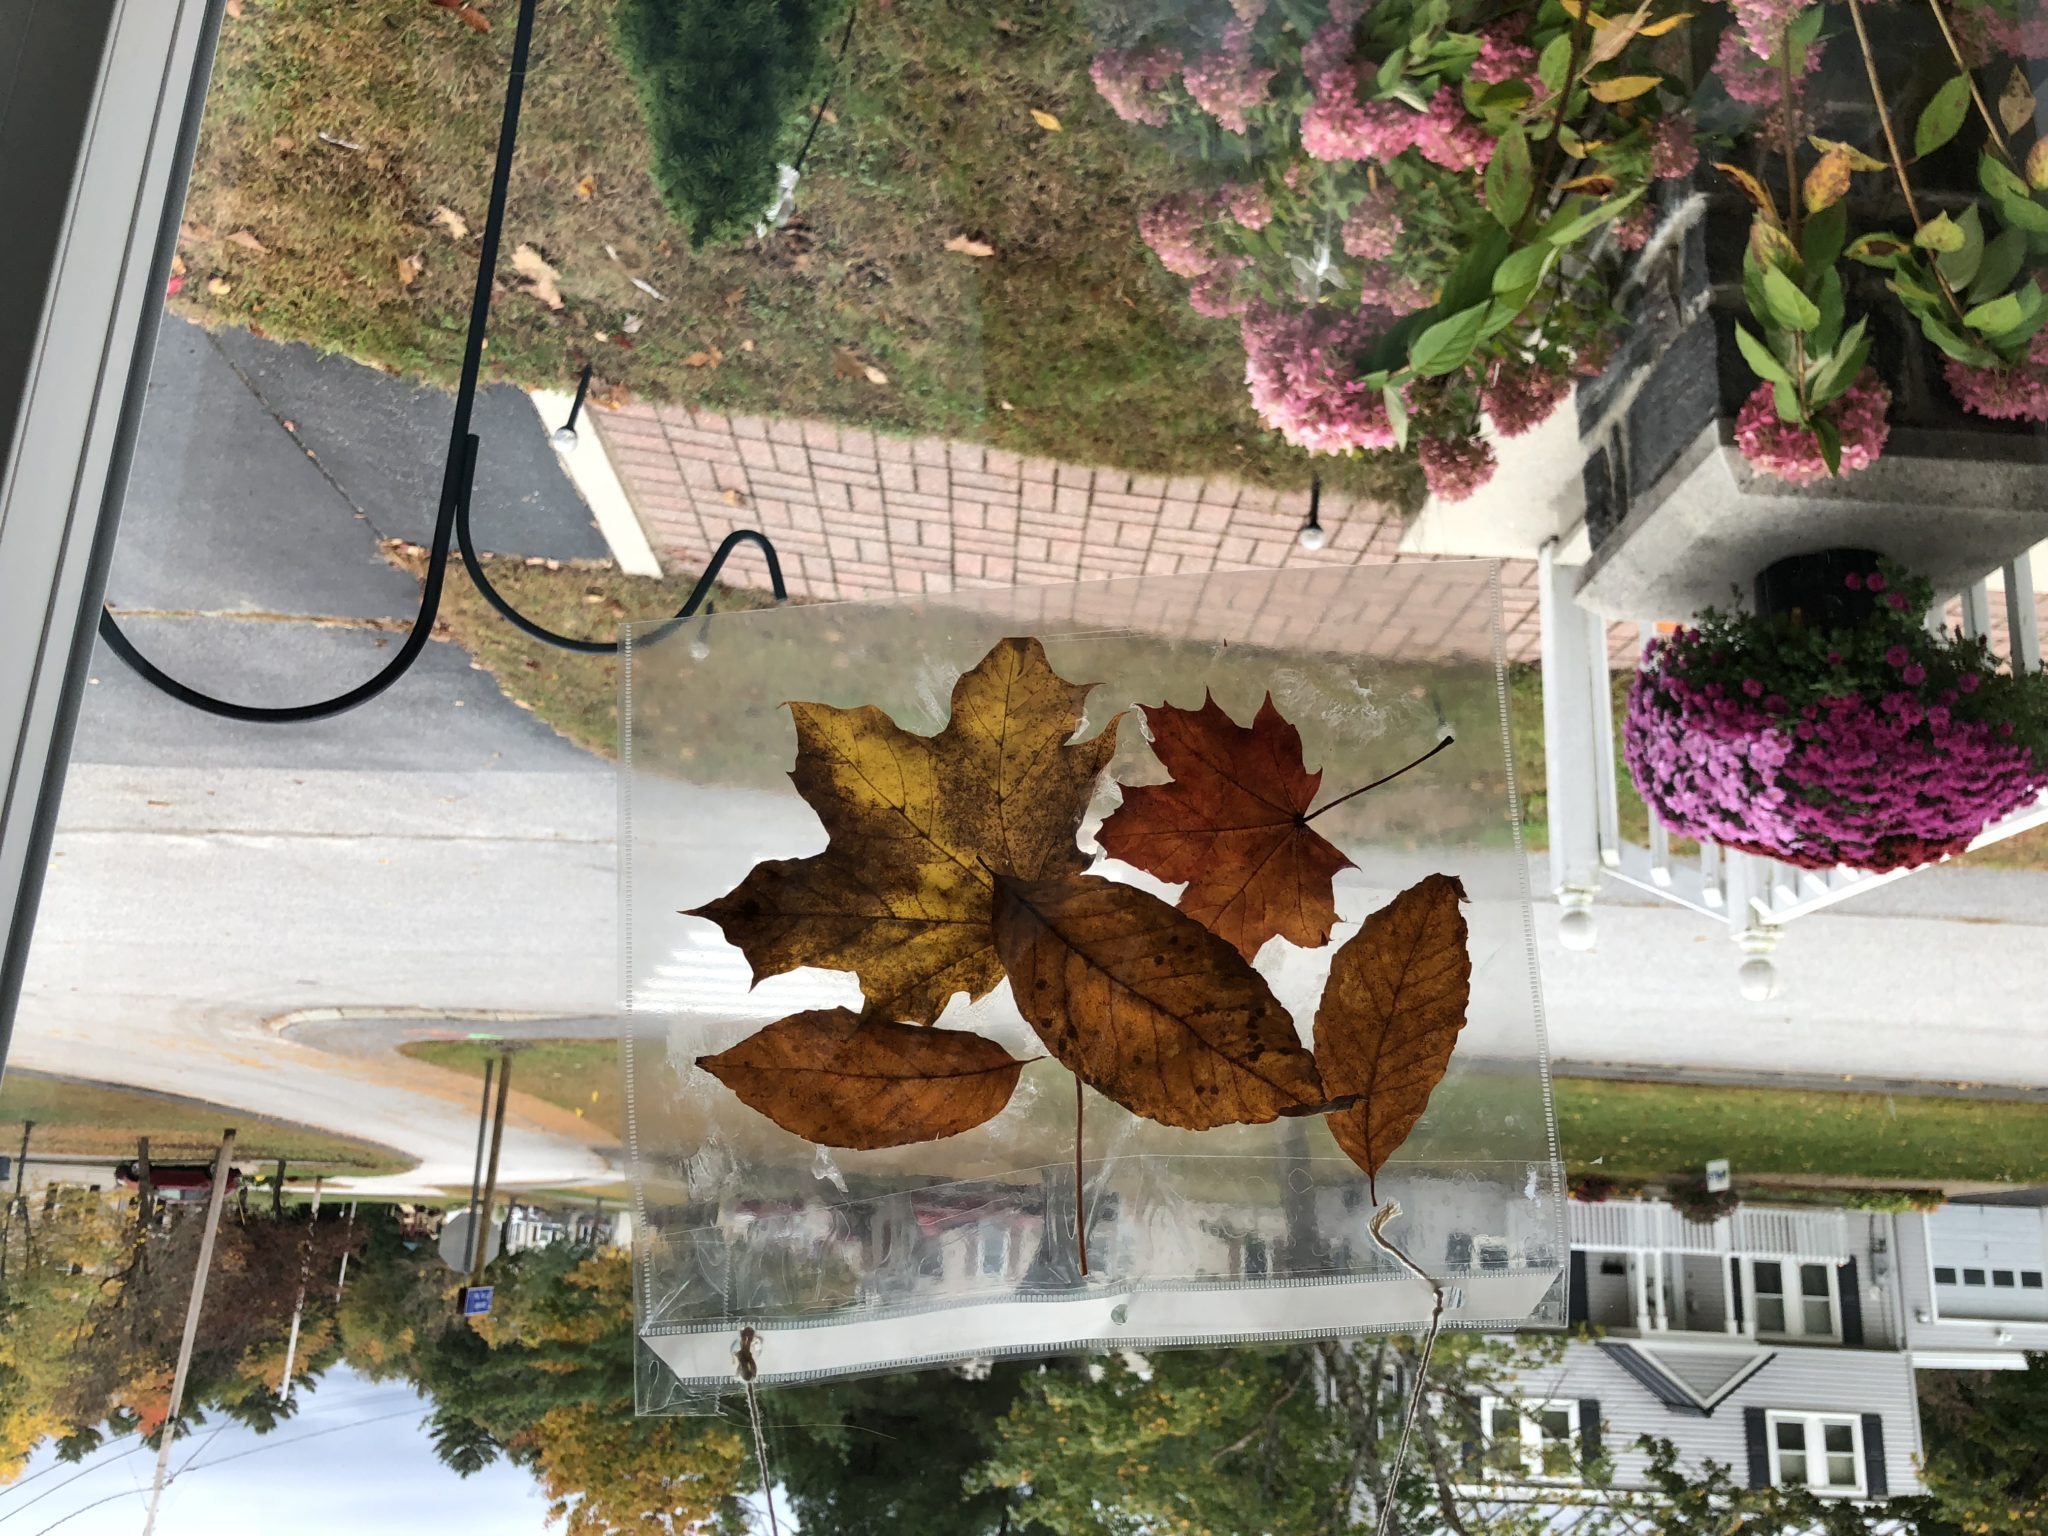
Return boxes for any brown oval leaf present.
[1586,74,1662,103]
[1312,873,1472,1198]
[992,872,1325,1130]
[2001,65,2036,138]
[698,1009,1025,1149]
[1716,162,1780,227]
[1030,109,1063,132]
[691,637,1120,1024]
[1803,148,1852,214]
[945,235,997,257]
[1097,694,1353,960]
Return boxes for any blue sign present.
[459,1285,494,1317]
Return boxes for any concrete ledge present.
[526,389,663,577]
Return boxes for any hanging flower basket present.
[1622,556,2048,872]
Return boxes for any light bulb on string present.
[1297,474,1327,551]
[551,361,593,455]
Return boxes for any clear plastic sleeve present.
[621,561,1563,1411]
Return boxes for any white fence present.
[1568,1199,1852,1260]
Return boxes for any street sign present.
[459,1285,494,1317]
[1704,1158,1732,1193]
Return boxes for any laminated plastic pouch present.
[621,561,1563,1411]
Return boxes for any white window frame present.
[1478,1396,1582,1481]
[1766,1411,1865,1498]
[1747,1257,1841,1342]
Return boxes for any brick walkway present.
[595,401,2047,670]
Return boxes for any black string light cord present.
[97,0,784,720]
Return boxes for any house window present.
[1752,1260,1838,1340]
[1934,1266,1957,1285]
[1768,1412,1865,1496]
[1480,1397,1581,1480]
[2024,1272,2044,1290]
[1964,1268,1987,1286]
[1993,1270,2016,1288]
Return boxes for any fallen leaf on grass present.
[629,276,666,301]
[272,135,297,153]
[690,637,1120,1024]
[225,0,243,16]
[317,131,363,152]
[1031,109,1063,131]
[430,205,470,239]
[945,235,996,257]
[992,872,1326,1129]
[170,253,186,277]
[511,243,564,309]
[723,287,747,306]
[683,347,724,369]
[179,223,214,245]
[396,253,424,288]
[1098,694,1353,960]
[206,277,232,296]
[622,313,642,334]
[698,1009,1026,1148]
[1313,874,1472,1197]
[575,172,597,201]
[864,364,890,386]
[428,0,492,32]
[740,338,755,352]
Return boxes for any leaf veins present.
[697,1009,1026,1149]
[1312,874,1473,1198]
[688,637,1120,1024]
[992,872,1326,1130]
[1097,693,1354,960]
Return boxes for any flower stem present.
[1781,28,1803,248]
[1845,0,1971,324]
[1926,0,2017,167]
[1303,734,1456,823]
[1074,1077,1088,1278]
[1514,7,1593,247]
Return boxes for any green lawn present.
[0,1071,407,1176]
[1554,1078,2048,1187]
[180,0,1413,504]
[396,1035,2048,1188]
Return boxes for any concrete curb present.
[526,388,663,577]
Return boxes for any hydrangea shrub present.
[1624,562,2048,872]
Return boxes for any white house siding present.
[1899,1208,2048,1358]
[1499,1339,1926,1496]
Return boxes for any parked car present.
[115,1161,240,1203]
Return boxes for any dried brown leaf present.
[945,235,997,257]
[575,172,597,201]
[1803,148,1852,214]
[2001,65,2036,137]
[1030,109,1063,132]
[397,254,424,288]
[431,205,470,240]
[691,637,1121,1024]
[227,230,267,254]
[206,277,232,296]
[1098,694,1352,960]
[833,347,866,379]
[863,364,890,386]
[697,1009,1026,1148]
[992,873,1325,1129]
[1313,874,1472,1197]
[511,243,563,309]
[1716,162,1780,227]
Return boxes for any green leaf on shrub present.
[1479,79,1534,110]
[1813,266,1845,351]
[1735,321,1793,385]
[1376,46,1409,96]
[1486,125,1534,228]
[1809,318,1869,406]
[1915,74,1973,159]
[1845,232,1912,268]
[1965,289,2028,335]
[1921,314,2003,366]
[1440,223,1511,314]
[1914,212,1966,253]
[1971,227,2029,304]
[1538,33,1572,93]
[1801,201,1848,273]
[1493,242,1552,295]
[1812,416,1843,477]
[1937,204,1986,289]
[1996,189,2048,237]
[1762,266,1821,331]
[1786,4,1827,57]
[1384,385,1410,451]
[1772,378,1803,423]
[1982,151,2031,203]
[1985,280,2048,351]
[1545,188,1644,247]
[1407,303,1490,376]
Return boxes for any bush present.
[1666,1177,1740,1225]
[614,0,851,247]
[1832,1187,1948,1214]
[1570,1172,1619,1203]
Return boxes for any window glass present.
[1965,1269,1988,1286]
[1993,1270,2016,1287]
[2024,1272,2045,1290]
[1935,1266,1958,1284]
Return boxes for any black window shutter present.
[1568,1251,1589,1325]
[1578,1398,1603,1463]
[1730,1256,1745,1331]
[1744,1406,1772,1489]
[1837,1258,1863,1346]
[1861,1413,1888,1498]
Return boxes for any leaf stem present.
[1512,7,1592,247]
[1780,25,1802,248]
[1845,0,1970,323]
[1074,1078,1089,1278]
[1303,734,1455,823]
[1926,0,2017,167]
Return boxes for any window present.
[2024,1272,2044,1290]
[1993,1270,2016,1287]
[1964,1268,1987,1286]
[1934,1266,1958,1284]
[1768,1412,1865,1497]
[1752,1259,1838,1340]
[1480,1397,1582,1480]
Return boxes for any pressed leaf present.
[1312,874,1473,1197]
[1098,694,1354,960]
[992,873,1326,1130]
[1916,74,1973,160]
[690,637,1120,1024]
[698,1010,1025,1148]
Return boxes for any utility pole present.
[462,1056,497,1271]
[142,1129,235,1536]
[334,1199,358,1303]
[11,1120,28,1201]
[135,1135,154,1229]
[468,1052,513,1292]
[271,1157,286,1218]
[277,1177,322,1404]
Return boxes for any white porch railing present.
[1568,1199,1851,1260]
[1541,543,2048,995]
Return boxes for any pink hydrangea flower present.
[1224,182,1274,231]
[1715,26,1823,108]
[1230,0,1269,21]
[1483,360,1572,437]
[1139,193,1217,278]
[1945,332,2048,421]
[1651,114,1700,180]
[1240,301,1397,454]
[1341,187,1403,259]
[1728,0,1814,58]
[1983,11,2048,57]
[1300,20,1420,164]
[1734,368,1892,484]
[1614,204,1658,251]
[1090,47,1183,128]
[1418,433,1499,501]
[1470,19,1539,88]
[1183,20,1277,134]
[1188,257,1251,319]
[1355,263,1434,314]
[1414,86,1494,171]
